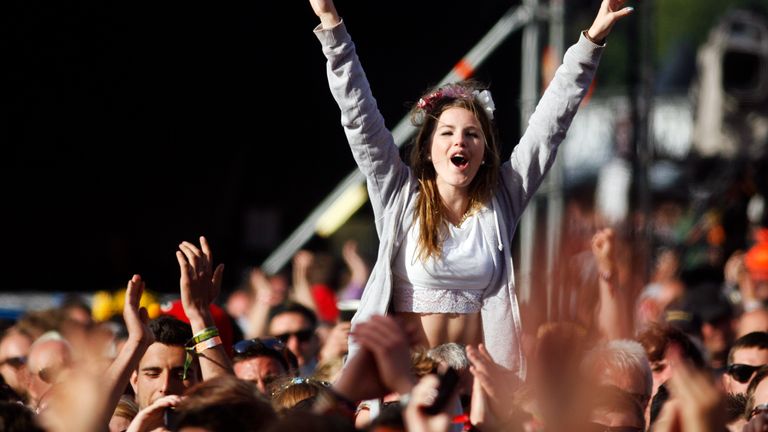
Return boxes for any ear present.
[130,370,139,395]
[721,370,733,393]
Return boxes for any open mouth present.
[450,155,469,168]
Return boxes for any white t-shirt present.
[392,206,496,313]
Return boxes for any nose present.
[158,373,171,395]
[287,335,301,354]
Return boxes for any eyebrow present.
[140,367,162,373]
[437,124,479,131]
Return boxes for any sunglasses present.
[727,363,764,383]
[750,403,768,420]
[233,337,287,358]
[0,356,26,369]
[273,329,314,344]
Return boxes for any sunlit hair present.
[636,322,705,368]
[581,339,653,407]
[410,346,440,377]
[428,342,469,371]
[270,376,331,415]
[409,80,501,261]
[112,395,138,423]
[175,375,276,431]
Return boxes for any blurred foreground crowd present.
[1,201,768,432]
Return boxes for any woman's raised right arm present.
[309,0,340,29]
[309,0,409,218]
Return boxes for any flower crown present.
[416,84,496,120]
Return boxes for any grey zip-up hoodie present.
[314,21,604,375]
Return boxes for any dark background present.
[8,1,604,295]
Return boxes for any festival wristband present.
[195,336,222,354]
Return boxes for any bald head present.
[27,335,73,408]
[739,308,768,338]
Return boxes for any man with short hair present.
[580,339,653,432]
[130,316,196,410]
[268,302,320,375]
[232,337,293,395]
[723,332,768,396]
[722,332,768,431]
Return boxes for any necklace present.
[455,204,478,228]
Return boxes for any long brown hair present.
[409,80,500,260]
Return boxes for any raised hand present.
[342,240,369,287]
[403,374,453,432]
[668,361,725,432]
[587,0,635,43]
[591,228,631,339]
[124,274,154,347]
[319,321,351,362]
[249,268,280,306]
[352,315,417,395]
[467,344,520,428]
[176,236,225,322]
[126,395,182,432]
[308,0,340,29]
[654,361,725,432]
[176,236,232,378]
[591,228,615,276]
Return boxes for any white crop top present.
[392,206,496,313]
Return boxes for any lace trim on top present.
[392,285,484,314]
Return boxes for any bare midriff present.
[396,311,483,348]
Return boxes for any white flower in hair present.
[473,89,496,120]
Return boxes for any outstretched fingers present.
[212,263,224,300]
[589,0,635,42]
[126,274,144,310]
[124,274,153,345]
[200,236,214,274]
[176,251,192,283]
[179,241,206,277]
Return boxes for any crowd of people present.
[2,219,767,431]
[3,0,768,430]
